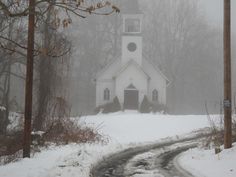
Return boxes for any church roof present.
[96,56,170,86]
[142,55,170,85]
[121,0,142,14]
[113,59,150,80]
[95,58,120,79]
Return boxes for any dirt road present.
[91,134,206,177]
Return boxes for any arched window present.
[104,88,110,101]
[152,89,158,102]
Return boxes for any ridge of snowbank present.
[179,143,236,177]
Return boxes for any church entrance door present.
[124,84,139,110]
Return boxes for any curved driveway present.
[90,134,208,177]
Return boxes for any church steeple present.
[122,0,142,34]
[122,0,142,14]
[121,0,143,65]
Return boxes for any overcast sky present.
[200,0,235,34]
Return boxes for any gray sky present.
[200,0,235,34]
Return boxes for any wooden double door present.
[124,89,139,110]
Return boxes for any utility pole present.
[23,0,35,158]
[223,0,232,149]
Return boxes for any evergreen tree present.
[140,95,150,113]
[112,96,121,112]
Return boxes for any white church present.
[95,0,169,110]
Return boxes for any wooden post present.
[23,0,35,158]
[224,0,232,149]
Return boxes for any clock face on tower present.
[127,42,137,52]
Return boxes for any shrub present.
[102,102,114,113]
[94,96,121,114]
[94,106,102,114]
[42,117,107,145]
[94,102,112,114]
[139,95,167,113]
[150,103,167,113]
[111,96,121,112]
[0,132,23,156]
[140,95,151,113]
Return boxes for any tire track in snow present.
[90,133,208,177]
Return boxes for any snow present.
[0,143,122,177]
[31,131,45,137]
[0,112,214,177]
[124,139,199,177]
[0,106,6,111]
[7,112,23,132]
[79,111,210,144]
[179,143,236,177]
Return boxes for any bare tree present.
[0,0,119,157]
[32,5,71,131]
[69,1,123,114]
[0,17,21,134]
[142,0,223,114]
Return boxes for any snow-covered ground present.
[79,111,210,144]
[0,111,223,177]
[0,106,6,111]
[179,143,236,177]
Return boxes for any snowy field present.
[79,111,211,144]
[0,111,230,177]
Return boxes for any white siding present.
[122,36,142,65]
[96,79,114,107]
[142,59,167,104]
[96,60,121,107]
[115,64,148,106]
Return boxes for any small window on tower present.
[125,18,140,33]
[104,88,110,101]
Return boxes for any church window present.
[104,88,110,101]
[125,18,140,33]
[127,42,137,52]
[152,89,158,102]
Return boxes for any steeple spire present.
[122,0,142,14]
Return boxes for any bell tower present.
[121,0,143,66]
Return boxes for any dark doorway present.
[124,84,139,110]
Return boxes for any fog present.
[1,0,235,118]
[201,0,236,31]
[66,0,235,116]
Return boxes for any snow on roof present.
[112,59,150,80]
[95,53,170,86]
[142,55,170,85]
[95,58,120,79]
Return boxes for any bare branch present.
[0,36,27,50]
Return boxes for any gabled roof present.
[113,59,150,80]
[96,55,170,86]
[95,58,120,79]
[142,55,170,85]
[127,83,136,89]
